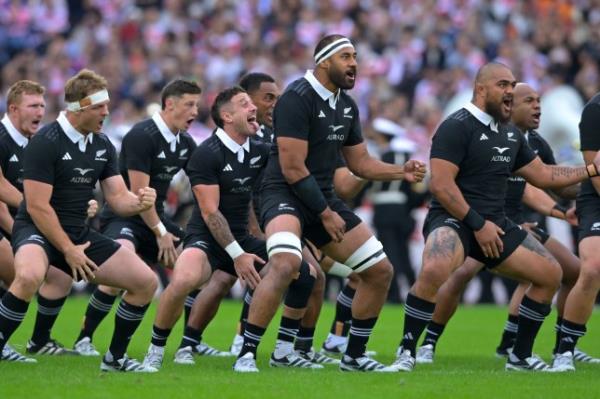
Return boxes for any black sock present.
[557,319,586,354]
[330,285,355,336]
[294,326,315,352]
[346,317,377,359]
[239,322,265,358]
[277,316,300,343]
[400,293,435,355]
[0,292,30,351]
[553,316,563,354]
[497,314,519,350]
[238,290,253,335]
[422,321,445,348]
[0,286,7,299]
[184,289,200,326]
[512,296,551,360]
[179,325,202,349]
[151,325,172,347]
[77,288,117,342]
[30,295,67,346]
[108,300,149,360]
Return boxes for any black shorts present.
[12,221,121,280]
[575,200,600,242]
[423,210,527,268]
[531,226,550,245]
[260,186,362,248]
[101,217,185,264]
[183,230,267,277]
[506,212,550,245]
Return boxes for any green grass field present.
[1,297,599,399]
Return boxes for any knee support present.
[345,236,387,273]
[267,232,303,260]
[284,260,315,309]
[328,261,353,278]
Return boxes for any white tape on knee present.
[328,261,353,278]
[266,231,303,260]
[344,236,387,273]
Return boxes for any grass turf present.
[0,297,599,399]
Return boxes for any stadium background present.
[1,0,598,304]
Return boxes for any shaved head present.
[513,83,536,101]
[474,62,512,89]
[511,82,541,131]
[472,62,516,123]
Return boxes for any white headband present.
[66,89,110,111]
[314,38,355,65]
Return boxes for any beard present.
[329,67,355,90]
[484,97,510,123]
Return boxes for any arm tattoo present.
[205,211,236,248]
[550,166,586,182]
[424,227,462,261]
[520,234,555,263]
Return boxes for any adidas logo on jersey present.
[223,164,233,172]
[9,154,18,162]
[157,151,166,159]
[318,110,326,118]
[62,152,72,160]
[480,133,488,141]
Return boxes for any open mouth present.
[185,118,194,128]
[247,115,259,131]
[502,98,512,112]
[346,70,356,80]
[31,120,41,129]
[532,112,541,123]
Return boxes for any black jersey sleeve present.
[537,138,557,165]
[99,137,120,181]
[513,135,538,171]
[273,91,311,141]
[121,127,154,173]
[182,134,198,168]
[344,102,364,146]
[23,135,57,184]
[0,141,9,175]
[579,102,600,151]
[187,145,220,187]
[429,118,468,166]
[336,153,347,169]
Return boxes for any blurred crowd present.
[2,0,600,161]
[2,0,597,302]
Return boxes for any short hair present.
[210,86,246,129]
[239,73,275,94]
[6,80,45,108]
[314,34,347,58]
[64,69,108,103]
[160,78,202,110]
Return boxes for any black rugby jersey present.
[17,118,119,228]
[429,104,536,221]
[261,71,363,196]
[578,93,600,204]
[101,115,196,222]
[186,129,270,238]
[0,119,27,215]
[504,130,556,222]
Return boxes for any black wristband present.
[551,203,568,218]
[291,175,328,214]
[462,208,485,231]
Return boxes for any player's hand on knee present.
[64,241,98,282]
[157,233,180,269]
[474,221,504,258]
[233,253,264,289]
[520,222,540,239]
[320,208,345,243]
[137,187,157,211]
[86,199,99,219]
[403,160,427,182]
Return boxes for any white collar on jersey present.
[1,114,29,147]
[57,111,93,152]
[304,70,340,110]
[215,127,250,163]
[464,102,499,133]
[152,112,180,152]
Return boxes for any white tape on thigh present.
[344,236,387,273]
[266,231,303,260]
[328,261,353,278]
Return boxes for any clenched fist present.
[137,187,156,211]
[404,160,427,183]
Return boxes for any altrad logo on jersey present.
[490,146,511,163]
[327,124,345,141]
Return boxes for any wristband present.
[291,175,328,214]
[152,222,168,237]
[225,241,244,260]
[462,208,485,231]
[586,163,598,177]
[550,203,568,219]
